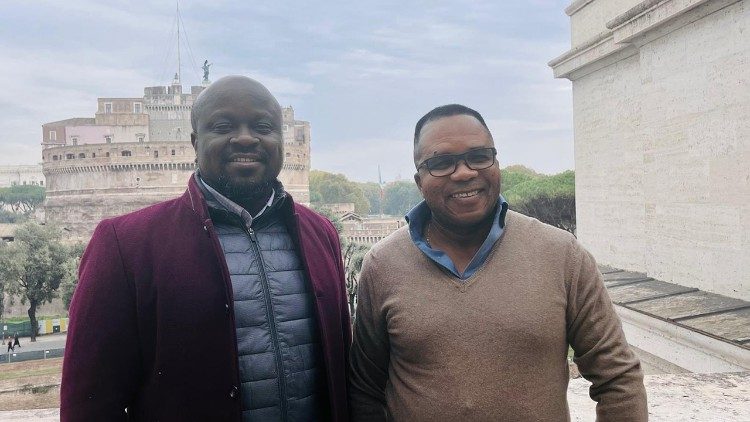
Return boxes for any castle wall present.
[42,85,311,238]
[551,0,749,300]
[0,164,45,187]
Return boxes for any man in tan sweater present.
[348,104,648,421]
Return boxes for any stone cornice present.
[606,0,667,29]
[43,162,196,175]
[608,0,740,45]
[548,31,638,80]
[565,0,596,16]
[550,0,742,80]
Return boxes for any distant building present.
[42,77,311,237]
[340,213,405,245]
[320,202,356,218]
[0,164,44,188]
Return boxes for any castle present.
[42,77,311,237]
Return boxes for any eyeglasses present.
[417,147,497,177]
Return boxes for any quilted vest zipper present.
[246,226,288,420]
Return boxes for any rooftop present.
[600,266,750,348]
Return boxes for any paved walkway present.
[2,333,66,364]
[568,371,750,421]
[2,333,67,353]
[1,371,747,421]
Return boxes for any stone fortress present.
[42,76,311,237]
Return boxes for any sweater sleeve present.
[60,220,141,421]
[566,240,648,421]
[348,255,390,421]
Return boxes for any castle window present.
[283,124,289,132]
[71,136,79,145]
[52,155,59,161]
[133,102,142,114]
[106,152,110,157]
[137,135,145,143]
[121,150,132,157]
[171,149,175,156]
[153,150,159,158]
[66,153,74,160]
[92,153,96,158]
[78,153,86,159]
[105,135,112,143]
[104,102,112,114]
[49,131,57,141]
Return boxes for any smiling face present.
[191,76,283,201]
[414,114,501,232]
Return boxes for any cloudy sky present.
[0,0,573,183]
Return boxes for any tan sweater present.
[349,211,647,421]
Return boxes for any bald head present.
[190,75,285,208]
[191,75,281,133]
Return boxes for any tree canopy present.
[0,185,45,214]
[309,170,370,214]
[381,181,422,216]
[0,222,79,341]
[502,168,576,234]
[309,166,575,233]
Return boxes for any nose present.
[230,126,260,146]
[450,159,478,182]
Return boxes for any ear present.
[190,132,197,150]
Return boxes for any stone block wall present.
[553,0,749,300]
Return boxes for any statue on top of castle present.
[202,60,212,82]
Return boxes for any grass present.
[0,361,63,382]
[0,358,62,411]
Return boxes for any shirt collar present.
[195,173,275,228]
[405,195,508,279]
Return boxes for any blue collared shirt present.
[405,196,508,280]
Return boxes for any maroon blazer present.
[61,177,351,421]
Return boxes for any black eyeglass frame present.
[416,147,497,177]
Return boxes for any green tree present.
[0,222,70,341]
[0,209,23,223]
[504,170,576,234]
[383,181,422,216]
[501,165,541,192]
[343,242,370,320]
[309,170,369,214]
[358,182,384,216]
[60,242,87,310]
[312,205,345,244]
[0,185,45,214]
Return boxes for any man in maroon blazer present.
[61,76,351,421]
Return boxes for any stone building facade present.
[549,0,749,300]
[340,213,405,245]
[42,79,311,237]
[0,164,45,188]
